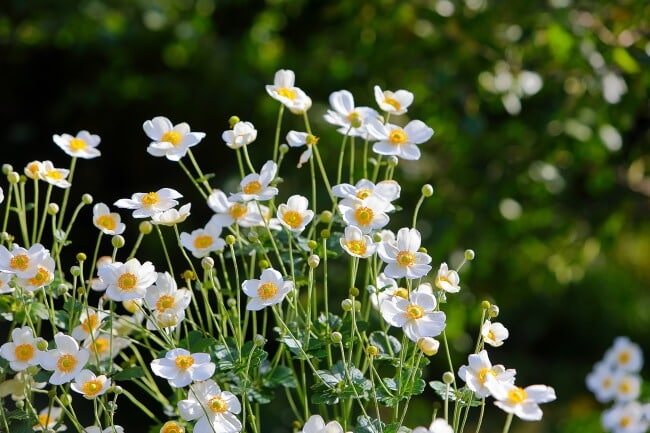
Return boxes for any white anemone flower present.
[586,361,619,403]
[71,308,108,341]
[458,350,516,398]
[299,414,344,433]
[340,225,377,259]
[40,333,89,385]
[604,336,644,373]
[602,401,649,433]
[41,160,72,189]
[332,178,400,212]
[0,326,44,371]
[277,195,314,234]
[412,419,453,433]
[0,272,12,294]
[323,90,380,137]
[53,130,101,159]
[366,119,434,161]
[180,215,227,258]
[613,373,642,403]
[230,160,279,202]
[377,227,432,279]
[0,371,46,401]
[265,69,312,114]
[114,187,183,219]
[144,272,191,331]
[151,348,216,388]
[242,268,293,311]
[481,320,509,347]
[97,258,157,302]
[92,203,126,235]
[178,379,242,433]
[0,243,50,279]
[33,406,66,432]
[222,121,257,149]
[84,334,129,364]
[151,203,192,226]
[374,85,414,115]
[143,116,206,161]
[338,195,391,234]
[70,369,111,399]
[380,291,446,342]
[15,255,55,291]
[434,262,460,293]
[207,190,263,228]
[24,160,43,180]
[491,382,556,421]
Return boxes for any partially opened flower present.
[458,350,516,398]
[143,116,206,161]
[299,414,344,433]
[70,369,111,399]
[340,225,377,259]
[0,272,12,294]
[84,334,130,364]
[144,272,191,330]
[374,85,414,115]
[24,160,43,180]
[277,195,314,233]
[83,426,125,433]
[434,262,460,293]
[377,227,432,279]
[323,90,380,137]
[0,326,43,371]
[40,333,89,385]
[151,203,192,226]
[380,291,446,342]
[151,348,215,388]
[286,131,318,168]
[178,379,242,433]
[366,119,433,161]
[97,258,157,302]
[92,203,126,235]
[265,69,312,114]
[222,121,257,149]
[229,161,279,202]
[207,190,263,228]
[114,188,183,219]
[491,382,556,421]
[180,215,226,258]
[53,130,101,159]
[481,320,509,347]
[41,160,72,188]
[242,268,293,311]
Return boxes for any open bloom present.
[458,350,516,398]
[333,179,400,212]
[143,116,206,161]
[586,361,619,403]
[96,258,157,302]
[491,382,556,421]
[83,427,124,433]
[601,401,649,433]
[242,268,293,311]
[323,90,380,137]
[114,188,183,218]
[230,160,279,202]
[70,369,111,399]
[92,203,126,235]
[299,415,344,433]
[0,326,43,371]
[604,337,643,373]
[366,119,433,161]
[412,419,453,433]
[434,262,460,293]
[207,190,263,228]
[151,203,192,226]
[0,243,50,279]
[151,348,215,388]
[222,121,257,149]
[53,130,101,159]
[180,215,226,258]
[40,333,89,385]
[380,291,446,342]
[481,320,509,347]
[265,69,312,114]
[41,160,72,188]
[144,272,191,330]
[338,195,391,234]
[178,379,242,433]
[33,406,66,432]
[374,85,414,115]
[277,195,314,233]
[377,227,432,279]
[0,371,46,401]
[340,225,377,258]
[71,307,108,341]
[15,254,55,291]
[84,334,130,364]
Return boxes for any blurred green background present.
[2,0,649,431]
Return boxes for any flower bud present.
[160,421,184,433]
[228,116,240,127]
[307,240,318,251]
[47,203,60,215]
[259,260,270,269]
[354,300,361,312]
[481,300,491,310]
[139,221,153,235]
[227,298,237,308]
[81,193,93,205]
[418,247,427,253]
[417,337,440,356]
[308,254,320,268]
[330,332,343,344]
[349,287,359,297]
[57,284,68,296]
[76,252,87,262]
[366,345,379,357]
[253,334,266,347]
[388,156,399,167]
[113,386,124,395]
[488,304,500,318]
[279,143,290,154]
[442,371,455,385]
[0,232,11,242]
[36,338,48,351]
[421,184,434,197]
[320,229,330,239]
[464,249,475,261]
[225,235,236,246]
[59,393,72,406]
[15,400,24,410]
[341,299,353,312]
[2,164,13,174]
[70,266,81,277]
[123,299,141,314]
[247,231,259,243]
[182,270,196,281]
[111,235,125,249]
[7,172,20,184]
[320,210,333,223]
[201,257,214,270]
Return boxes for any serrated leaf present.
[429,381,482,406]
[369,331,401,358]
[311,361,371,405]
[263,365,297,388]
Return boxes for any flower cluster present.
[0,68,557,433]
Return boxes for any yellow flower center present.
[156,295,176,312]
[507,386,528,404]
[356,188,372,200]
[35,414,52,429]
[57,354,78,373]
[81,314,100,333]
[161,131,182,146]
[28,267,51,286]
[90,337,111,356]
[478,367,496,384]
[396,251,416,267]
[383,97,401,111]
[405,304,425,320]
[82,379,103,396]
[242,180,262,195]
[602,378,612,388]
[618,351,630,365]
[257,282,278,300]
[394,287,409,299]
[620,417,631,427]
[27,162,41,175]
[161,421,185,433]
[346,240,367,256]
[117,272,138,291]
[487,330,496,341]
[69,138,87,151]
[208,396,229,413]
[174,355,195,371]
[306,134,319,145]
[388,129,408,145]
[10,254,29,271]
[46,170,63,180]
[435,275,450,289]
[97,215,117,230]
[619,380,631,394]
[228,203,248,219]
[141,192,160,207]
[194,235,213,249]
[282,210,303,229]
[277,87,296,100]
[354,206,374,226]
[14,343,35,362]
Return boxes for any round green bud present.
[113,385,124,395]
[418,247,428,253]
[60,393,73,406]
[320,229,330,239]
[139,221,153,235]
[76,252,87,262]
[15,400,24,410]
[421,184,434,197]
[70,266,81,277]
[225,235,236,246]
[182,270,196,281]
[227,298,237,308]
[111,235,125,249]
[19,175,27,183]
[366,345,379,357]
[308,254,320,268]
[77,286,85,296]
[442,371,455,385]
[228,116,240,127]
[258,260,270,269]
[7,172,20,184]
[81,193,93,205]
[279,143,290,154]
[57,284,68,296]
[388,156,399,167]
[36,338,49,351]
[488,305,500,318]
[0,232,11,242]
[480,300,491,310]
[247,231,259,243]
[253,334,266,347]
[320,210,333,223]
[307,240,318,251]
[201,257,214,270]
[1,164,12,174]
[354,300,361,312]
[464,249,476,261]
[330,331,343,344]
[349,287,359,297]
[341,298,353,312]
[47,203,59,215]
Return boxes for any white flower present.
[299,415,344,433]
[265,69,312,114]
[0,272,12,294]
[114,188,183,219]
[613,373,642,403]
[92,203,126,235]
[143,116,206,161]
[323,90,380,137]
[340,225,377,258]
[222,121,257,149]
[602,401,649,433]
[380,291,446,342]
[152,203,192,226]
[151,348,215,388]
[377,227,432,279]
[338,195,391,234]
[412,419,453,433]
[41,160,72,188]
[53,130,101,159]
[481,320,509,347]
[434,262,460,293]
[0,243,50,279]
[0,326,43,371]
[71,308,108,341]
[84,334,129,364]
[178,379,242,433]
[70,369,111,399]
[586,361,619,403]
[458,350,516,398]
[229,160,279,202]
[286,131,318,168]
[15,254,55,291]
[83,426,125,433]
[97,258,157,302]
[242,268,293,311]
[417,337,440,356]
[40,333,89,385]
[374,85,414,115]
[277,195,314,233]
[144,272,192,330]
[33,406,66,432]
[491,382,556,421]
[180,215,227,258]
[24,160,43,180]
[0,186,3,204]
[0,371,46,401]
[604,337,644,373]
[366,119,433,161]
[207,190,263,228]
[332,179,400,212]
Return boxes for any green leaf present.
[429,381,482,407]
[546,23,574,62]
[377,368,425,407]
[112,366,145,381]
[613,47,640,74]
[311,360,371,405]
[179,330,218,354]
[263,365,297,388]
[354,416,384,433]
[368,331,401,359]
[54,310,70,330]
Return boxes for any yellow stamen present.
[160,421,185,433]
[507,386,528,403]
[282,210,303,229]
[193,235,213,249]
[28,267,51,287]
[141,192,159,207]
[81,379,103,396]
[243,180,262,195]
[57,354,78,373]
[354,206,374,226]
[257,282,278,300]
[208,396,229,413]
[277,87,296,100]
[46,170,63,180]
[405,304,425,320]
[478,367,495,384]
[174,355,195,371]
[89,336,110,356]
[69,138,87,151]
[117,272,138,291]
[81,314,100,334]
[356,188,372,200]
[14,343,35,362]
[161,131,182,146]
[346,240,367,256]
[156,295,175,312]
[388,129,408,145]
[394,287,409,299]
[10,254,29,271]
[396,251,416,267]
[96,215,117,230]
[228,203,248,219]
[383,97,401,111]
